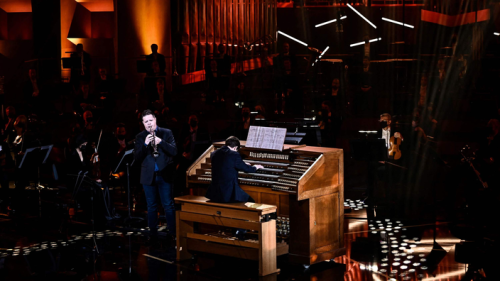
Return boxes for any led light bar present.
[319,46,329,58]
[350,38,381,47]
[315,16,347,28]
[494,32,500,36]
[347,4,376,29]
[382,17,414,29]
[278,31,308,46]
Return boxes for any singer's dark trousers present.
[143,175,176,236]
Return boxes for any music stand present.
[349,139,387,162]
[18,145,54,217]
[113,149,143,223]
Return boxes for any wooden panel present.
[279,195,289,216]
[187,232,259,248]
[177,211,194,261]
[246,190,260,203]
[175,195,277,214]
[260,193,279,207]
[180,211,262,231]
[187,238,259,260]
[259,220,278,276]
[310,193,340,252]
[181,203,261,222]
[289,197,311,256]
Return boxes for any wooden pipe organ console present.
[186,141,345,265]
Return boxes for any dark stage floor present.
[2,188,492,281]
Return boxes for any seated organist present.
[205,136,264,204]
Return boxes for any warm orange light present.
[129,0,168,55]
[67,38,86,46]
[75,0,113,12]
[0,0,32,13]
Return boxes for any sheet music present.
[246,126,287,151]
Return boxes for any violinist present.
[134,109,177,245]
[366,113,408,204]
[378,113,405,161]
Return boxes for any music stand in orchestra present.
[18,145,54,217]
[113,149,143,223]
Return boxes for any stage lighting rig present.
[315,15,347,28]
[350,38,382,47]
[382,17,414,29]
[277,31,308,46]
[347,4,376,29]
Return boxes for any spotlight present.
[347,4,377,29]
[350,38,381,47]
[494,32,500,36]
[278,31,308,46]
[382,17,414,29]
[315,16,347,28]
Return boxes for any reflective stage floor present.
[2,198,493,281]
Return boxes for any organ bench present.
[175,195,284,276]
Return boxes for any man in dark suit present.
[146,44,166,75]
[134,109,177,242]
[70,43,92,91]
[205,136,263,203]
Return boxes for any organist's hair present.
[225,136,240,149]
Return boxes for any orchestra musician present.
[134,109,177,245]
[366,113,407,204]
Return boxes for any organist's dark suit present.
[205,146,257,203]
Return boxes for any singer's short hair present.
[225,136,240,149]
[141,109,155,121]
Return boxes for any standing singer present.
[134,109,177,243]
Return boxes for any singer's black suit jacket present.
[134,127,177,185]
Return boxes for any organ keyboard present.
[186,141,345,265]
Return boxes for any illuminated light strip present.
[350,37,381,47]
[319,46,329,58]
[315,16,347,28]
[494,32,500,36]
[314,46,330,65]
[382,17,414,29]
[347,4,376,29]
[277,31,308,46]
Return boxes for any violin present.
[388,135,402,160]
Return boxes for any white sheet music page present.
[246,126,287,151]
